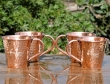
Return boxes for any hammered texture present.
[67,37,107,69]
[66,32,95,63]
[3,39,31,68]
[81,41,105,69]
[15,31,55,62]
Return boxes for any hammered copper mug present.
[56,32,95,63]
[15,31,55,62]
[2,35,44,69]
[66,37,107,69]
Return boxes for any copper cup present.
[66,37,107,69]
[56,32,95,63]
[2,35,44,69]
[15,31,55,62]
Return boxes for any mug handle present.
[40,35,55,56]
[28,38,44,61]
[55,35,69,56]
[66,40,81,62]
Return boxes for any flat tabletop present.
[0,53,110,84]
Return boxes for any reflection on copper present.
[66,63,104,84]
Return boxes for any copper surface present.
[67,37,107,69]
[55,32,95,63]
[15,31,55,62]
[2,35,44,69]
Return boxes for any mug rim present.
[79,36,107,42]
[2,35,31,40]
[66,32,95,36]
[15,31,44,36]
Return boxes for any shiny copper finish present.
[2,35,44,69]
[67,37,107,69]
[15,31,55,62]
[55,32,95,63]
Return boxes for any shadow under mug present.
[66,37,107,69]
[56,32,96,63]
[15,31,55,62]
[2,35,44,69]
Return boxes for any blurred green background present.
[0,0,110,54]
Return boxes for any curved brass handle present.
[28,38,44,61]
[55,35,69,56]
[66,40,81,62]
[40,35,55,56]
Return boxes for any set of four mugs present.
[2,31,108,69]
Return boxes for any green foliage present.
[0,37,4,52]
[88,1,110,54]
[0,0,94,54]
[0,0,109,54]
[74,0,110,55]
[75,0,102,5]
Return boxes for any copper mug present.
[66,37,107,69]
[15,31,55,62]
[56,32,95,63]
[2,35,44,69]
